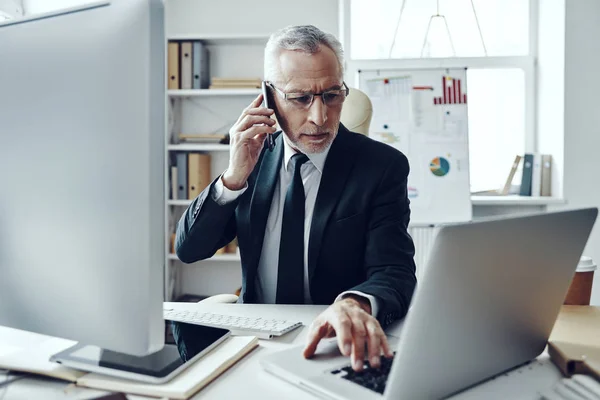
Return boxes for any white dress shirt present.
[211,133,379,317]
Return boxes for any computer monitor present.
[0,0,165,356]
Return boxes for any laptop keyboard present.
[331,353,396,394]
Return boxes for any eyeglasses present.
[265,81,350,110]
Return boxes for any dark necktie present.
[276,153,310,304]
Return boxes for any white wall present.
[165,0,339,38]
[556,0,600,305]
[0,0,23,18]
[537,0,565,199]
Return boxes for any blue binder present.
[520,153,534,196]
[192,41,209,89]
[176,152,188,199]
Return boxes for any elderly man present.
[175,25,416,372]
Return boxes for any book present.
[209,77,262,89]
[209,84,261,89]
[178,134,226,143]
[531,153,542,197]
[211,77,262,83]
[501,155,522,195]
[541,154,552,196]
[167,42,180,90]
[519,153,534,196]
[0,325,258,400]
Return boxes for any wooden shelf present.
[471,195,566,206]
[168,89,261,97]
[168,253,240,262]
[167,34,269,45]
[167,144,230,151]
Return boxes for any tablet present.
[50,321,230,384]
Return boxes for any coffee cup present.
[564,256,597,305]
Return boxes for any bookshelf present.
[168,253,240,262]
[164,31,264,301]
[167,34,269,45]
[168,88,261,97]
[167,144,230,152]
[471,195,566,206]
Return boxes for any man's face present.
[270,46,343,154]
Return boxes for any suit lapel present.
[249,133,284,266]
[308,125,359,282]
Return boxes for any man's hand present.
[222,94,277,190]
[303,296,393,372]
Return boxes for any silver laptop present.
[260,208,598,399]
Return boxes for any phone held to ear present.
[262,81,275,152]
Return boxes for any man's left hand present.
[303,296,393,372]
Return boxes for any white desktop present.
[0,0,165,357]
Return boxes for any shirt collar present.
[282,132,330,174]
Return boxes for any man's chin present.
[298,135,334,154]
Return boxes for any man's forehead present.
[276,47,342,91]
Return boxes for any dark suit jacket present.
[175,124,417,328]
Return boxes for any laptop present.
[260,208,598,399]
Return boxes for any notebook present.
[0,326,258,399]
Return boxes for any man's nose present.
[307,96,327,127]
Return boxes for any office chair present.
[340,86,373,135]
[197,87,373,305]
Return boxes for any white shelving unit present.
[167,34,268,45]
[168,253,241,262]
[471,195,566,206]
[167,144,230,152]
[164,30,265,301]
[168,88,261,97]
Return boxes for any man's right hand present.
[222,94,277,190]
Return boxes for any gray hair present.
[264,25,345,84]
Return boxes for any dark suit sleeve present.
[174,177,238,263]
[349,154,417,329]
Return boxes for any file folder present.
[187,153,211,199]
[168,42,180,90]
[180,42,193,90]
[171,166,178,200]
[176,153,187,200]
[519,153,534,196]
[192,41,209,89]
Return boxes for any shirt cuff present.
[335,290,379,318]
[211,173,248,206]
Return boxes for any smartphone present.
[262,81,275,152]
[50,321,230,384]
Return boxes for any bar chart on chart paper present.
[434,76,467,105]
[358,68,472,225]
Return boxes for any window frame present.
[338,0,539,157]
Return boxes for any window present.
[345,0,536,193]
[351,0,530,59]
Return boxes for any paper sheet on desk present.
[0,326,85,382]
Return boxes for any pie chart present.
[430,157,450,177]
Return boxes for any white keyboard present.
[163,308,303,339]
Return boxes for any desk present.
[0,303,564,400]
